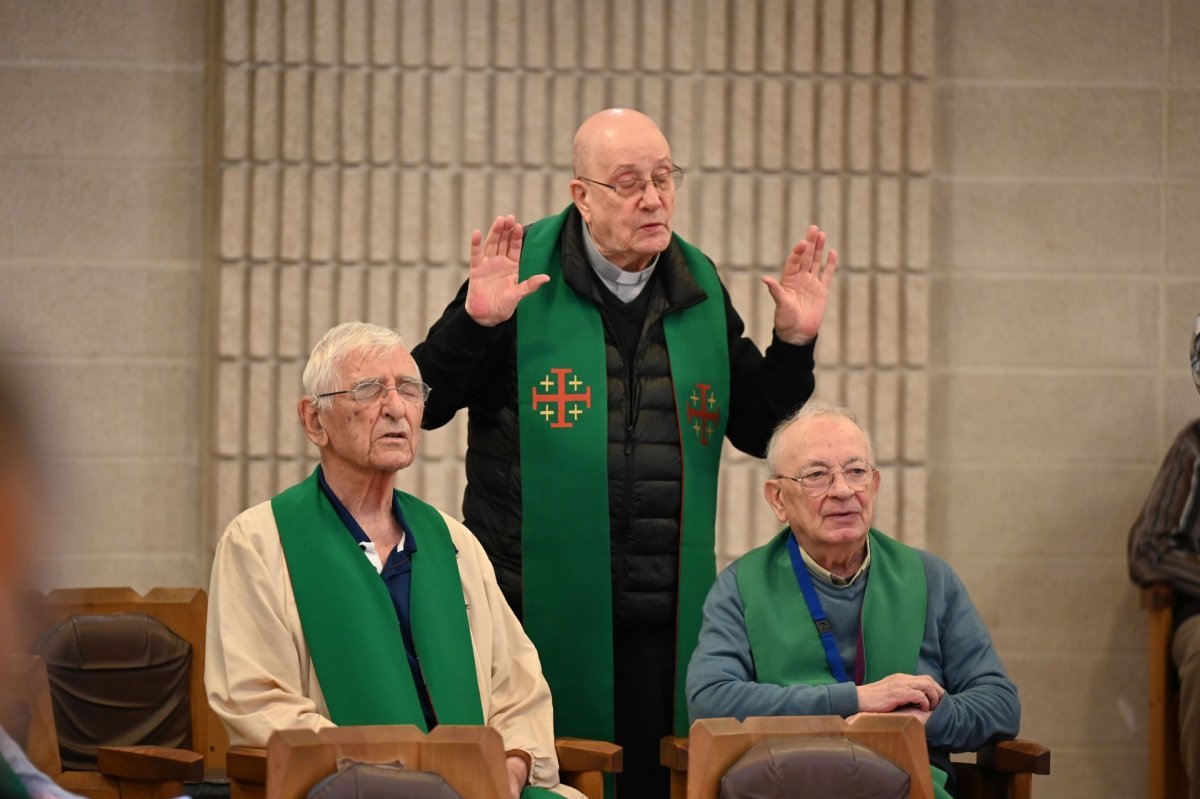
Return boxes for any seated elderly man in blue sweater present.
[686,401,1019,798]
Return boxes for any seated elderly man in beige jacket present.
[205,322,581,799]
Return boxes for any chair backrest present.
[686,716,933,799]
[19,587,229,770]
[265,726,509,799]
[0,655,63,780]
[718,736,910,799]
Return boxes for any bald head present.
[572,108,670,180]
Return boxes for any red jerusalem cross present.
[531,368,592,429]
[686,383,719,445]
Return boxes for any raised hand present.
[464,215,550,327]
[762,225,838,346]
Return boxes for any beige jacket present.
[205,498,580,797]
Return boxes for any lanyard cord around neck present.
[785,534,864,684]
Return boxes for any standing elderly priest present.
[205,322,582,799]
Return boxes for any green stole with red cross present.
[738,528,951,799]
[516,206,730,741]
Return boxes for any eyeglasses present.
[577,167,685,199]
[775,460,876,498]
[317,379,432,405]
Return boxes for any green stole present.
[517,207,729,739]
[737,528,951,799]
[273,469,483,728]
[273,470,558,798]
[0,756,30,799]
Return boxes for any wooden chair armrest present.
[96,746,204,781]
[555,737,623,773]
[659,735,688,770]
[225,746,267,783]
[1142,583,1175,611]
[975,739,1051,775]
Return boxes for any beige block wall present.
[931,1,1200,797]
[0,1,209,590]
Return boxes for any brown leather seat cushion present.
[307,762,465,799]
[719,737,911,799]
[34,613,192,770]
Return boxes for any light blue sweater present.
[686,546,1020,753]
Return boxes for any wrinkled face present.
[763,416,879,560]
[304,346,424,476]
[571,116,676,272]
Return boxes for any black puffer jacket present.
[413,206,817,627]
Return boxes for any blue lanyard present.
[785,534,852,683]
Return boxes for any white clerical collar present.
[581,216,658,303]
[800,538,872,588]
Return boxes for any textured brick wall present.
[210,0,935,569]
[930,2,1200,796]
[0,1,207,590]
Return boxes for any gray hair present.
[765,400,875,475]
[302,322,407,410]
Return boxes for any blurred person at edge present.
[0,367,83,799]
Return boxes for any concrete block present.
[847,80,872,172]
[582,1,606,70]
[366,265,394,326]
[248,266,276,358]
[703,0,729,71]
[756,175,787,268]
[219,265,247,357]
[311,68,337,163]
[1169,90,1200,178]
[278,266,304,357]
[465,0,491,68]
[759,0,786,73]
[368,170,395,263]
[337,264,366,322]
[1167,184,1200,275]
[933,86,1161,178]
[929,181,1161,273]
[731,0,756,73]
[844,273,870,365]
[758,78,786,170]
[0,67,204,161]
[730,77,755,169]
[930,276,1158,368]
[309,166,336,261]
[307,266,336,350]
[668,0,695,72]
[251,68,279,161]
[1164,280,1200,368]
[253,0,280,63]
[875,368,899,461]
[877,81,901,173]
[902,273,928,366]
[429,72,460,166]
[426,170,455,263]
[849,0,875,76]
[934,0,1161,82]
[878,176,900,269]
[908,81,932,173]
[224,67,250,161]
[216,362,245,457]
[250,165,279,261]
[845,175,871,269]
[397,168,425,263]
[522,74,549,166]
[697,174,727,265]
[821,0,846,74]
[634,0,663,71]
[700,77,727,168]
[788,80,815,170]
[276,361,304,457]
[928,373,1158,462]
[902,370,928,461]
[1171,0,1200,83]
[789,0,817,74]
[340,68,368,164]
[430,0,461,67]
[370,70,396,164]
[494,73,520,166]
[817,81,844,171]
[551,0,577,69]
[282,68,309,161]
[0,0,206,62]
[910,0,933,76]
[0,162,201,260]
[313,0,338,65]
[878,0,904,76]
[283,0,310,63]
[906,177,930,269]
[339,168,366,262]
[876,272,900,366]
[400,0,427,66]
[667,76,698,169]
[494,0,519,69]
[371,0,397,64]
[399,72,427,164]
[280,166,308,262]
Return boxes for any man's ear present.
[763,479,788,524]
[298,397,327,447]
[570,180,590,222]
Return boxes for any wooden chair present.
[19,586,229,772]
[227,728,620,799]
[1,655,203,799]
[661,717,1050,799]
[1142,583,1190,799]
